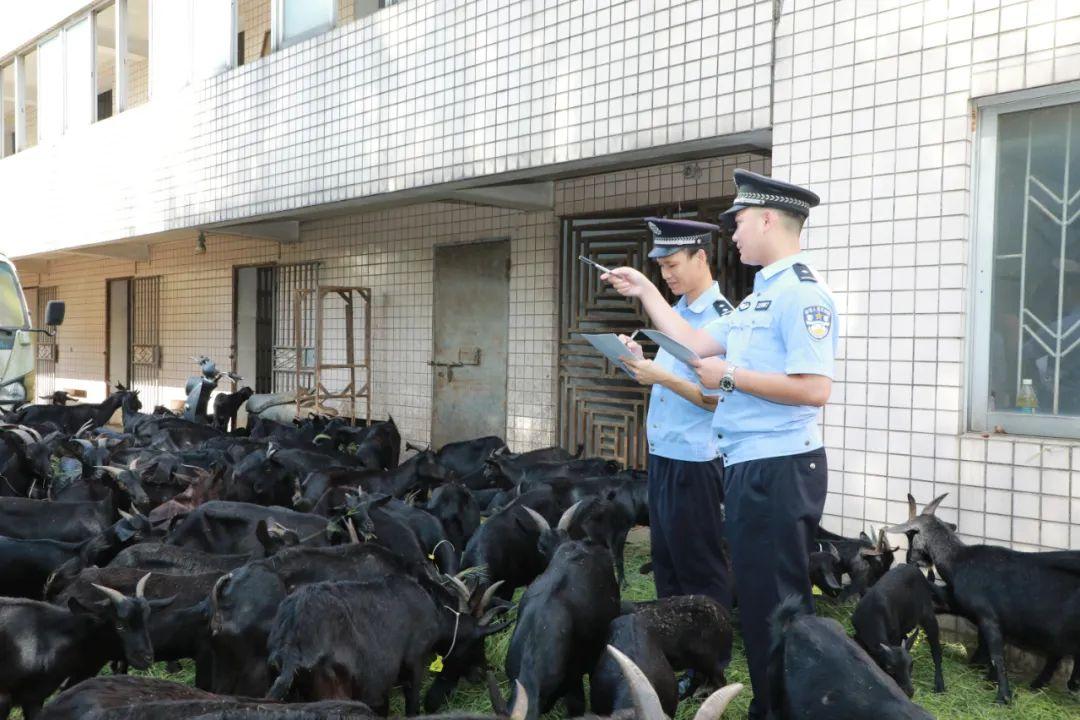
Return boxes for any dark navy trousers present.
[723,448,828,720]
[647,454,733,665]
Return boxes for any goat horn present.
[76,420,94,438]
[128,459,138,471]
[692,683,744,720]
[923,493,949,517]
[828,542,840,561]
[117,508,134,522]
[346,517,360,545]
[135,572,151,599]
[6,428,35,445]
[606,645,666,720]
[509,680,528,720]
[91,583,127,605]
[445,574,471,610]
[556,500,584,532]
[479,580,505,613]
[22,425,42,442]
[521,506,550,533]
[95,465,125,477]
[210,573,232,614]
[906,494,917,520]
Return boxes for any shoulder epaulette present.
[713,298,734,317]
[792,262,817,283]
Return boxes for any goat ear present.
[923,493,949,516]
[255,520,272,547]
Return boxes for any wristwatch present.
[719,364,738,393]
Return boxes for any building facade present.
[1,0,1078,553]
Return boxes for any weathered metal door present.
[130,276,161,407]
[32,287,58,398]
[431,240,510,448]
[558,203,751,469]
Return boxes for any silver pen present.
[578,255,614,274]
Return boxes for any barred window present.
[972,91,1080,439]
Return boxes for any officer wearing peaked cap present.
[617,217,736,687]
[603,170,836,720]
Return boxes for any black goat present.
[887,493,1080,703]
[0,574,173,720]
[503,502,620,720]
[768,596,935,719]
[212,387,254,432]
[266,574,509,714]
[852,563,945,697]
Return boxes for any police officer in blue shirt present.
[617,218,735,684]
[604,171,835,720]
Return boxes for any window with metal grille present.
[971,91,1080,439]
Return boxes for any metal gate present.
[33,287,58,398]
[130,276,161,407]
[271,263,319,394]
[255,266,275,393]
[558,201,751,469]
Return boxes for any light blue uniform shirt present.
[646,282,732,462]
[705,253,838,467]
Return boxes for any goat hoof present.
[994,693,1012,705]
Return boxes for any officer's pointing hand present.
[601,267,653,298]
[693,356,728,389]
[617,334,644,359]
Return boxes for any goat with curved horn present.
[556,500,585,533]
[692,682,744,720]
[921,493,949,517]
[135,572,151,599]
[521,506,551,533]
[606,645,667,719]
[91,583,127,605]
[444,574,471,613]
[478,580,505,614]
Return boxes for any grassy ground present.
[20,535,1078,719]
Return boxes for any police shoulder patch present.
[792,262,817,283]
[713,298,734,317]
[803,305,832,339]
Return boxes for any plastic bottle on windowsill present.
[1016,379,1038,414]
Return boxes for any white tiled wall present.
[16,151,760,455]
[0,0,774,258]
[772,0,1080,551]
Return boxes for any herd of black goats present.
[0,384,1075,720]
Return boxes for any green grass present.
[18,535,1078,719]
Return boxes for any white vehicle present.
[0,255,64,409]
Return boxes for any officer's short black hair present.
[681,243,714,265]
[774,207,806,233]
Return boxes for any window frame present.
[969,81,1080,440]
[272,0,338,52]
